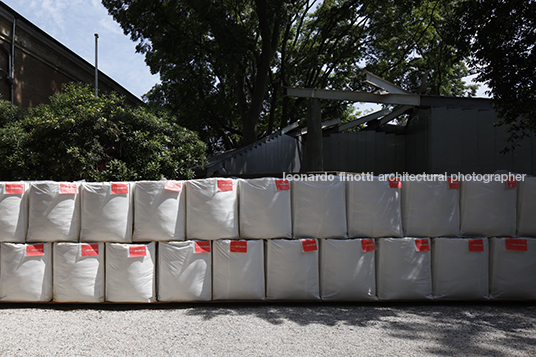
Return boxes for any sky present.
[2,0,160,100]
[1,0,490,107]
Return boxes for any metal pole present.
[94,33,99,96]
[10,18,15,104]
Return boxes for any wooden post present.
[306,97,323,172]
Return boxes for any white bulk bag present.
[0,243,52,302]
[158,241,212,302]
[105,242,156,302]
[346,177,402,238]
[320,239,376,301]
[27,182,80,243]
[239,178,292,239]
[517,177,536,237]
[213,240,265,300]
[133,181,185,242]
[460,180,516,237]
[266,239,320,300]
[490,237,536,300]
[432,238,489,300]
[81,182,133,243]
[292,177,346,238]
[376,238,433,301]
[186,178,238,240]
[402,179,460,237]
[0,182,28,243]
[53,243,104,303]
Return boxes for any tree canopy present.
[102,0,475,153]
[446,0,536,149]
[0,83,206,181]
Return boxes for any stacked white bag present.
[402,178,460,237]
[27,182,80,242]
[347,176,402,238]
[105,242,156,302]
[239,178,291,239]
[490,238,536,300]
[213,240,265,300]
[266,239,320,300]
[186,178,238,240]
[517,177,536,236]
[376,238,432,301]
[320,239,376,301]
[53,243,104,302]
[158,241,212,302]
[0,182,28,243]
[292,177,346,238]
[134,181,185,242]
[432,238,489,300]
[81,182,133,242]
[460,180,517,237]
[0,243,52,302]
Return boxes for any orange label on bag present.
[448,177,459,189]
[275,179,290,191]
[165,181,182,192]
[388,177,402,188]
[302,239,318,252]
[81,243,99,256]
[506,238,527,251]
[5,183,24,194]
[217,179,233,191]
[361,239,376,252]
[129,245,147,257]
[506,177,518,188]
[415,239,430,252]
[111,183,129,194]
[230,240,247,253]
[60,183,78,194]
[468,239,484,252]
[194,241,211,253]
[26,244,45,256]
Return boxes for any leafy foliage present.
[103,0,475,152]
[446,0,536,149]
[0,83,206,181]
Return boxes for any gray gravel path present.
[0,302,535,356]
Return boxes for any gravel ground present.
[0,302,535,356]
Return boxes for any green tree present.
[446,0,536,149]
[103,0,474,152]
[0,83,206,181]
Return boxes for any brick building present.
[0,2,141,107]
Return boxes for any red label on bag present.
[81,243,99,256]
[302,239,318,252]
[468,239,484,252]
[26,244,45,256]
[230,240,247,253]
[129,245,147,257]
[194,241,211,253]
[165,181,182,192]
[5,183,24,194]
[275,179,290,191]
[506,238,527,251]
[217,179,233,191]
[415,239,430,252]
[361,239,376,252]
[111,183,129,194]
[60,183,78,194]
[506,177,518,188]
[448,177,459,189]
[388,177,402,188]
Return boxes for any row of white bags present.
[0,237,534,302]
[0,176,533,242]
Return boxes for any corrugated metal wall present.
[323,130,406,174]
[219,133,303,175]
